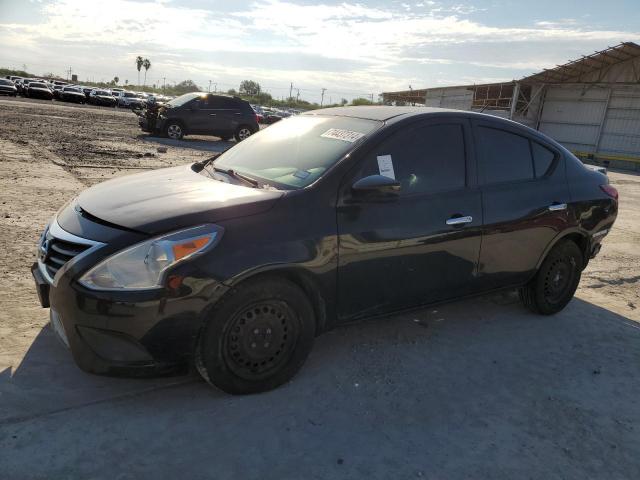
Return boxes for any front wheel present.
[520,239,583,315]
[165,122,184,140]
[234,125,253,142]
[195,277,316,395]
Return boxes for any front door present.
[185,97,218,134]
[336,118,483,320]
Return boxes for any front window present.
[213,115,381,189]
[166,92,202,107]
[30,82,47,88]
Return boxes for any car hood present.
[76,165,284,234]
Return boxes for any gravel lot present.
[1,97,639,479]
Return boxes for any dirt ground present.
[0,97,639,479]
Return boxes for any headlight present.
[79,224,223,291]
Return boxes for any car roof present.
[304,106,469,121]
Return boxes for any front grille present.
[42,236,91,280]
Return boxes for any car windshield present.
[0,79,12,85]
[96,90,110,95]
[64,87,80,92]
[213,115,381,189]
[166,92,201,107]
[30,83,46,88]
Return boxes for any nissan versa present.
[32,106,618,395]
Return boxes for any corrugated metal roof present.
[521,42,640,84]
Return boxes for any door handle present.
[548,203,567,211]
[446,215,473,226]
[209,113,217,116]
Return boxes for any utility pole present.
[296,88,300,103]
[289,82,293,100]
[213,83,217,93]
[66,67,72,81]
[370,93,374,103]
[162,77,166,92]
[208,80,212,92]
[321,88,327,107]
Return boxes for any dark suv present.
[32,107,617,395]
[139,92,259,142]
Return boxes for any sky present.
[1,0,639,103]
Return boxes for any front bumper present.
[33,217,229,377]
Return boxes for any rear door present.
[336,118,483,320]
[207,96,242,136]
[473,120,570,288]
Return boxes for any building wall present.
[536,84,640,166]
[424,87,473,110]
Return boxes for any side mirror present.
[352,175,401,197]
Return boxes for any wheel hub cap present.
[224,302,297,379]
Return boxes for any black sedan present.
[0,79,17,96]
[59,87,87,104]
[88,89,117,107]
[25,82,53,100]
[32,107,618,395]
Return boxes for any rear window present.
[207,96,239,109]
[478,127,534,184]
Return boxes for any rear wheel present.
[520,239,583,315]
[195,277,315,395]
[165,122,184,140]
[234,125,253,142]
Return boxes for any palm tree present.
[142,58,151,86]
[135,56,144,86]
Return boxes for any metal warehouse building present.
[382,42,640,170]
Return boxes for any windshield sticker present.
[293,170,311,180]
[320,128,365,143]
[377,155,395,179]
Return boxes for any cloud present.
[1,0,639,100]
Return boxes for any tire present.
[165,121,184,140]
[519,239,583,315]
[234,125,253,142]
[195,276,316,395]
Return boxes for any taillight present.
[600,184,618,200]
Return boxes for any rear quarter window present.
[531,142,556,177]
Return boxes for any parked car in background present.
[262,109,283,124]
[16,78,37,95]
[80,86,94,100]
[89,89,117,107]
[24,81,53,100]
[32,106,618,394]
[117,91,145,109]
[110,88,124,97]
[0,78,18,96]
[59,86,87,104]
[52,85,65,100]
[137,92,259,141]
